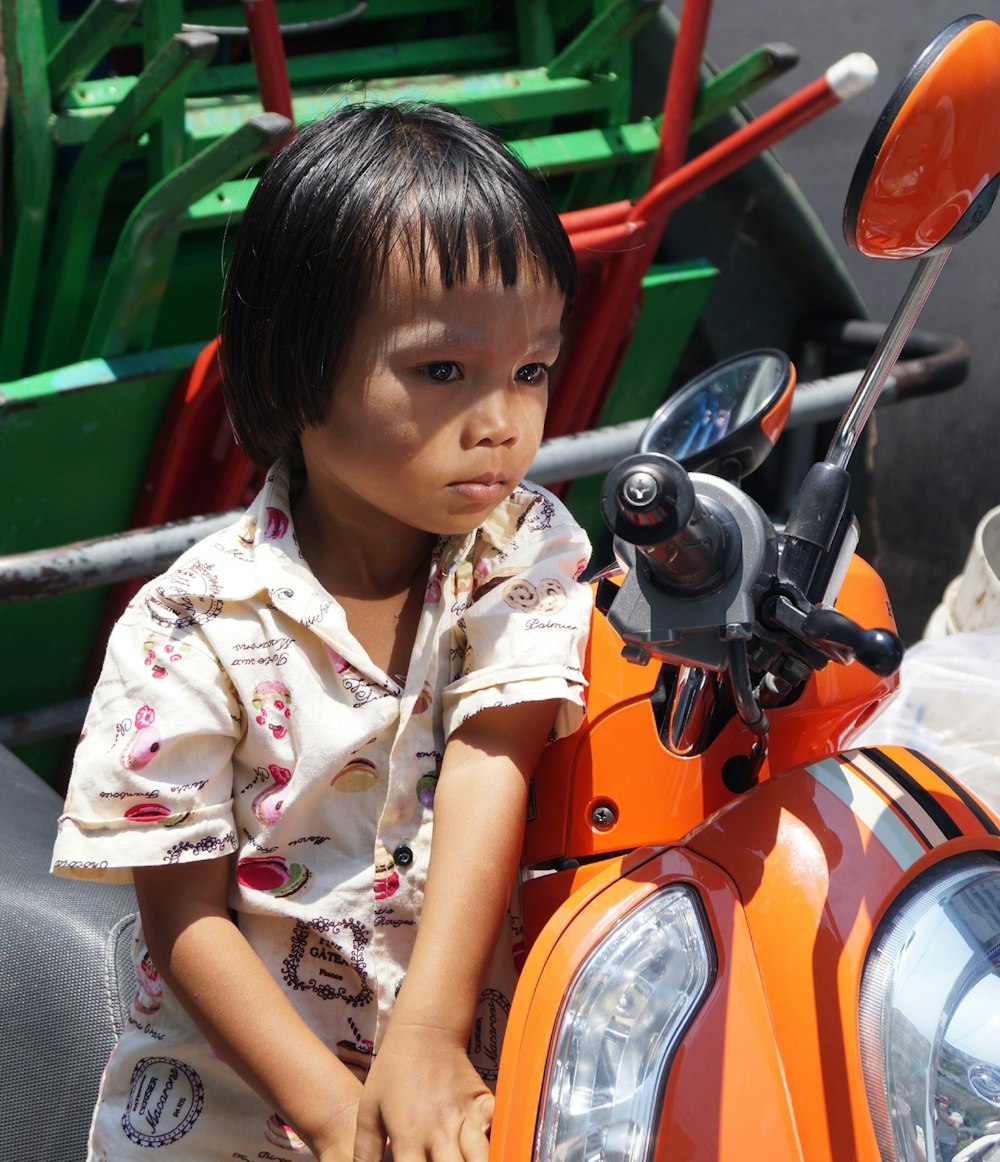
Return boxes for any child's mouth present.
[448,476,506,503]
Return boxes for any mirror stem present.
[825,250,950,470]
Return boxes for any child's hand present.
[353,1022,493,1162]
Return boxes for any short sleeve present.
[442,488,593,742]
[51,612,244,883]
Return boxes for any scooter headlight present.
[534,884,715,1162]
[859,854,1000,1162]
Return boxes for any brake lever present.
[801,607,905,675]
[765,593,904,676]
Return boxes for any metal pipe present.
[0,511,238,604]
[0,364,925,605]
[0,337,966,746]
[826,251,950,470]
[0,698,91,748]
[651,0,714,188]
[242,0,295,137]
[182,1,368,36]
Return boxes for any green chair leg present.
[515,0,556,67]
[690,42,800,134]
[33,30,218,373]
[83,113,293,360]
[0,0,55,381]
[547,0,659,80]
[47,0,141,101]
[141,0,186,185]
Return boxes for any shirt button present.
[393,845,414,867]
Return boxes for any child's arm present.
[353,698,559,1162]
[133,858,362,1161]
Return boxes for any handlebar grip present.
[600,453,736,594]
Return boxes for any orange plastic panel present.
[493,849,804,1162]
[524,554,897,868]
[687,750,1000,1161]
[501,749,1000,1161]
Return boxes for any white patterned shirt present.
[51,462,591,1160]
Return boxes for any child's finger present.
[352,1109,387,1162]
[476,1091,494,1136]
[457,1116,490,1162]
[351,1132,386,1162]
[455,1093,494,1161]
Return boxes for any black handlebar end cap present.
[600,454,695,547]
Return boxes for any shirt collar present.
[181,461,551,611]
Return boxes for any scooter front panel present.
[685,747,1000,1161]
[524,583,667,864]
[493,847,803,1162]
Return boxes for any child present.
[51,101,592,1162]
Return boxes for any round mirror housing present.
[637,349,794,481]
[844,15,1000,259]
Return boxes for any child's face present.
[298,254,565,541]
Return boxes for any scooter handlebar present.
[600,454,736,595]
[763,592,905,677]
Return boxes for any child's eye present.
[419,361,462,383]
[516,363,550,385]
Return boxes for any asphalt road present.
[701,2,1000,642]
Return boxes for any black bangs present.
[350,105,576,295]
[220,101,577,469]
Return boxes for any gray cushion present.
[0,744,137,1160]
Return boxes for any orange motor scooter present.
[491,16,1000,1162]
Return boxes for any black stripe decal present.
[860,748,963,841]
[907,749,1000,837]
[849,751,941,849]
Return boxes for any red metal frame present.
[548,64,857,441]
[651,0,714,189]
[242,0,296,143]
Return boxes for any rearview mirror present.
[827,14,1000,471]
[638,350,794,482]
[844,15,1000,258]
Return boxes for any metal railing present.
[0,324,969,747]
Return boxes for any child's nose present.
[472,387,520,447]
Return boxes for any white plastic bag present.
[850,627,1000,815]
